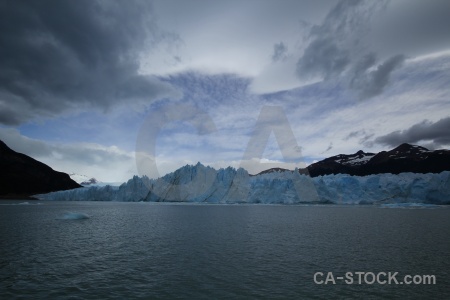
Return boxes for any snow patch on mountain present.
[335,151,375,166]
[69,173,100,186]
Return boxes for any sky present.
[1,0,450,182]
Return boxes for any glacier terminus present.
[36,163,450,205]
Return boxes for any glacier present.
[35,163,450,205]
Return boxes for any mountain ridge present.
[0,140,81,199]
[258,143,450,177]
[2,139,450,200]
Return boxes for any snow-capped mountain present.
[256,143,450,177]
[325,150,376,166]
[69,173,99,186]
[306,143,450,177]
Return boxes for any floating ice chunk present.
[380,203,441,209]
[58,212,90,220]
[0,202,41,205]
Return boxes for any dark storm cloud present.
[0,0,180,125]
[374,117,450,148]
[296,0,404,99]
[272,42,288,62]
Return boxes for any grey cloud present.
[0,127,52,157]
[272,42,288,62]
[359,133,374,146]
[376,0,450,58]
[343,129,375,148]
[0,103,29,125]
[418,142,447,151]
[351,54,405,99]
[344,130,365,141]
[0,0,180,125]
[296,0,405,99]
[321,142,333,154]
[0,127,132,166]
[296,38,349,80]
[344,129,374,147]
[57,146,131,166]
[350,53,377,84]
[374,117,450,148]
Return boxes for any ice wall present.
[35,164,450,205]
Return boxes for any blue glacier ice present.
[35,163,450,205]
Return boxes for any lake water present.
[1,201,449,299]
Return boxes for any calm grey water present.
[1,201,449,299]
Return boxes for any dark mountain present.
[0,140,81,199]
[256,167,291,176]
[306,149,376,177]
[363,143,450,175]
[257,143,450,177]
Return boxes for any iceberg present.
[35,163,450,205]
[58,212,90,220]
[380,203,442,209]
